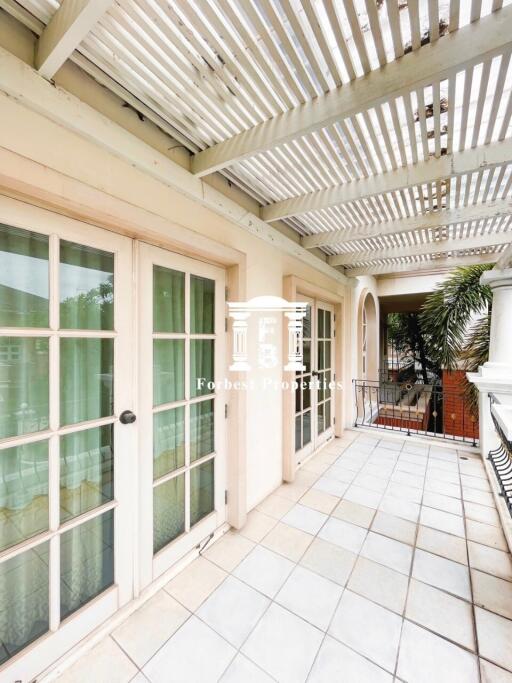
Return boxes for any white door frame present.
[0,197,134,682]
[137,241,226,590]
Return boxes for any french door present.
[295,299,334,465]
[138,243,226,586]
[0,209,134,680]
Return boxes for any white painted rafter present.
[263,138,512,222]
[347,252,501,277]
[329,231,512,267]
[191,7,512,178]
[36,0,112,79]
[303,198,512,249]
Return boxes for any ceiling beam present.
[346,252,500,277]
[329,231,512,266]
[36,0,112,79]
[191,7,512,178]
[263,138,512,222]
[303,198,512,249]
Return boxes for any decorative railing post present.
[284,306,307,372]
[229,310,251,371]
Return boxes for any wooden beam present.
[495,242,512,268]
[263,138,512,222]
[303,198,512,249]
[346,252,500,277]
[329,231,512,266]
[36,0,112,79]
[191,7,512,177]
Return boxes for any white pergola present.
[3,0,512,276]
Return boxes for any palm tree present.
[419,263,494,414]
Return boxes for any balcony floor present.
[55,432,512,683]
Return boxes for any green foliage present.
[419,264,493,369]
[460,312,491,415]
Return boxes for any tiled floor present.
[55,431,512,683]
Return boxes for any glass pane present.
[325,341,331,368]
[0,542,49,665]
[190,459,214,526]
[153,474,185,553]
[295,385,301,414]
[153,340,185,406]
[0,337,49,440]
[190,340,214,398]
[318,341,325,370]
[295,415,301,452]
[325,401,331,429]
[303,304,311,338]
[60,510,114,620]
[318,371,325,402]
[60,338,113,426]
[303,341,310,373]
[60,241,114,331]
[191,276,214,334]
[190,399,214,462]
[303,411,311,446]
[324,311,331,338]
[153,407,185,480]
[303,381,311,410]
[317,308,324,338]
[0,441,48,551]
[60,426,113,523]
[325,371,331,400]
[153,266,184,334]
[0,225,49,328]
[318,403,325,435]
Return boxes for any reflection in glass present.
[324,311,331,338]
[60,338,113,426]
[0,541,49,665]
[153,407,185,480]
[295,415,301,452]
[153,340,185,406]
[190,400,214,462]
[295,385,301,414]
[317,403,325,435]
[153,266,184,333]
[303,382,311,410]
[60,241,114,330]
[190,340,214,398]
[0,441,49,551]
[190,459,214,526]
[190,276,214,334]
[303,341,311,373]
[153,475,185,553]
[0,337,49,440]
[303,411,311,446]
[60,426,113,522]
[0,225,49,328]
[303,304,311,338]
[317,308,324,338]
[60,510,114,620]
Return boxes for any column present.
[467,268,512,460]
[229,310,251,371]
[284,308,307,372]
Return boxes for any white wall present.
[377,272,449,297]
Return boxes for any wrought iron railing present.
[353,378,478,445]
[488,393,512,516]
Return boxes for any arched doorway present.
[358,290,378,380]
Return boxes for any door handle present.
[119,410,136,424]
[312,371,319,377]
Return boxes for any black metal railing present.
[353,378,478,445]
[488,393,512,516]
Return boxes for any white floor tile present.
[142,616,236,683]
[420,506,466,538]
[197,576,270,647]
[220,654,274,682]
[165,557,227,611]
[329,590,402,673]
[347,556,409,614]
[238,510,278,543]
[379,495,420,523]
[282,503,328,536]
[112,591,190,668]
[343,484,383,509]
[397,620,479,683]
[308,636,392,683]
[332,499,375,528]
[472,569,512,620]
[480,658,512,683]
[313,476,350,497]
[318,517,368,554]
[241,603,323,683]
[405,578,475,650]
[360,531,413,575]
[203,531,255,573]
[476,607,512,673]
[468,541,512,581]
[386,482,423,504]
[464,502,501,527]
[261,521,314,562]
[55,637,138,683]
[371,510,417,545]
[466,518,508,552]
[275,565,343,630]
[412,549,471,600]
[300,537,357,586]
[299,488,339,514]
[256,493,296,520]
[233,544,294,598]
[423,491,463,516]
[416,525,468,565]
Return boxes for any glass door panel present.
[0,215,133,681]
[294,299,313,461]
[139,242,225,585]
